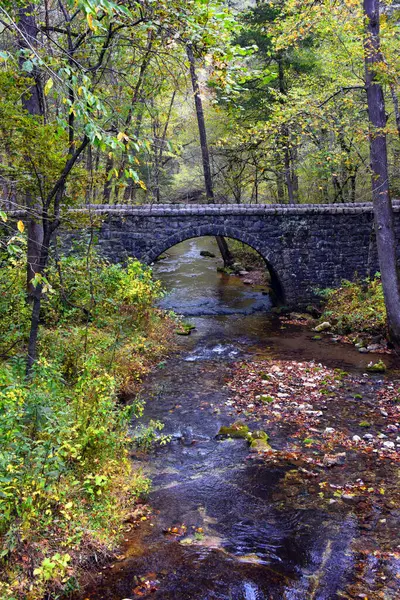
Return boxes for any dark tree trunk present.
[284,134,295,205]
[349,173,357,203]
[389,83,400,140]
[26,137,89,375]
[278,58,297,204]
[18,4,44,299]
[186,44,233,267]
[364,0,400,349]
[187,44,214,202]
[291,144,299,201]
[275,159,285,203]
[103,154,114,203]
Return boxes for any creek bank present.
[301,276,390,354]
[0,253,178,600]
[226,357,400,598]
[279,308,391,356]
[216,238,271,288]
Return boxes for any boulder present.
[323,452,346,467]
[249,438,272,453]
[314,321,331,332]
[176,322,196,336]
[383,441,395,450]
[217,421,250,439]
[250,430,269,442]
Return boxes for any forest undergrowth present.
[0,234,175,600]
[316,276,388,348]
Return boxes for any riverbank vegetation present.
[0,232,174,599]
[317,276,387,343]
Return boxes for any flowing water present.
[82,238,398,600]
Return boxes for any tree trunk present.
[103,154,114,203]
[275,158,285,203]
[291,144,299,201]
[186,44,233,267]
[18,4,44,299]
[389,83,400,140]
[278,58,297,204]
[26,294,42,374]
[26,137,89,375]
[364,0,400,349]
[283,132,295,205]
[349,173,357,203]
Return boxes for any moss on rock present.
[366,360,386,373]
[176,322,196,336]
[217,421,250,439]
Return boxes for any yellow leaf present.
[44,78,53,96]
[17,220,25,233]
[117,131,129,142]
[87,13,95,31]
[138,180,147,190]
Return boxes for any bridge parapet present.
[5,201,400,219]
[69,201,399,217]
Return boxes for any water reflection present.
[155,237,272,316]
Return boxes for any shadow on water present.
[80,238,397,600]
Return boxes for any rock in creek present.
[217,421,250,439]
[323,452,346,467]
[314,321,332,332]
[366,360,387,373]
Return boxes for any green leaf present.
[22,60,34,73]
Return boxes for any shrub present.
[319,275,386,336]
[0,243,175,598]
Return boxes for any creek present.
[82,238,399,600]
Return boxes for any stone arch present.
[144,224,285,303]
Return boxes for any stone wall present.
[7,202,400,308]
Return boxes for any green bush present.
[44,252,163,327]
[0,357,144,598]
[0,232,30,357]
[0,242,174,598]
[319,275,386,336]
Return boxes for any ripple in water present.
[184,343,241,361]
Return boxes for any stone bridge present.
[70,202,398,308]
